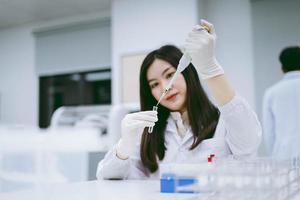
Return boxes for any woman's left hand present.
[185,19,224,79]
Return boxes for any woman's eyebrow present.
[161,67,172,76]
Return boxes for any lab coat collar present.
[170,111,190,138]
[166,116,193,146]
[283,71,300,80]
[170,111,189,126]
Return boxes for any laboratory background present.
[0,0,300,199]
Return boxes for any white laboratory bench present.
[0,180,299,200]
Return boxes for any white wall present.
[252,0,300,118]
[111,0,199,104]
[0,25,37,126]
[199,0,255,108]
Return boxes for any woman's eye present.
[150,82,159,89]
[166,72,175,79]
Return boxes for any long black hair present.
[140,45,220,173]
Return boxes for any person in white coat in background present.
[97,20,262,179]
[263,46,300,158]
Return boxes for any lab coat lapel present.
[166,117,193,146]
[181,128,193,145]
[166,117,181,145]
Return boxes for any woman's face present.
[147,58,187,113]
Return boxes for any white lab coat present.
[97,95,262,179]
[262,71,300,158]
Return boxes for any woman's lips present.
[166,93,178,101]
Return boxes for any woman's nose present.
[161,80,172,93]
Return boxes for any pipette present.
[148,52,192,133]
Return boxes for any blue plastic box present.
[160,173,197,193]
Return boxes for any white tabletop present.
[0,180,299,200]
[0,180,198,200]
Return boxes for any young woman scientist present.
[97,20,262,179]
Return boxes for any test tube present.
[148,106,158,133]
